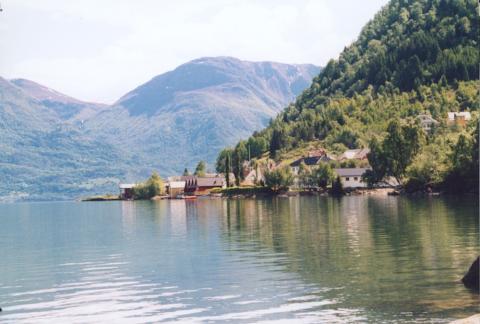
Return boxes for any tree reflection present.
[220,196,479,319]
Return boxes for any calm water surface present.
[0,196,478,323]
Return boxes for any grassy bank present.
[81,194,120,201]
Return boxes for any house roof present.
[334,168,370,177]
[119,183,136,189]
[290,156,322,167]
[339,148,370,160]
[197,177,225,187]
[417,114,438,124]
[169,181,186,189]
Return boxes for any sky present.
[0,0,389,104]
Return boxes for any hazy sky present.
[0,0,389,103]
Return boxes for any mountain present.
[10,78,108,121]
[222,0,478,190]
[84,57,320,175]
[0,77,136,201]
[0,57,320,201]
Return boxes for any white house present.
[417,114,439,132]
[447,111,471,126]
[334,168,369,188]
[167,181,186,198]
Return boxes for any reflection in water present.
[0,197,478,323]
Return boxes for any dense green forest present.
[217,0,479,193]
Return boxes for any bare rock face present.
[462,257,479,291]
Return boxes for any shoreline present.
[79,187,472,202]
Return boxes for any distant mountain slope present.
[116,57,319,116]
[11,78,108,121]
[0,57,319,201]
[86,57,320,175]
[0,77,134,201]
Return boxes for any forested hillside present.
[219,0,479,192]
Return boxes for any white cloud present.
[0,0,388,103]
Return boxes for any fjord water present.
[0,197,478,323]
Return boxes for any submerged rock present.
[462,257,479,291]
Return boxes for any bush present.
[132,172,164,199]
[312,163,335,188]
[265,167,294,191]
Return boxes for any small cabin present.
[181,175,225,195]
[196,177,225,195]
[119,183,135,200]
[167,181,186,198]
[334,168,370,188]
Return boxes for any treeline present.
[216,0,479,193]
[365,117,479,193]
[304,0,478,97]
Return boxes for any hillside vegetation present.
[219,0,479,193]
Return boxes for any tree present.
[382,120,422,184]
[233,141,248,185]
[248,136,268,158]
[312,163,335,189]
[264,167,294,192]
[298,162,313,188]
[269,127,289,158]
[364,137,387,186]
[330,176,344,196]
[443,131,476,193]
[183,168,190,176]
[225,152,231,187]
[194,161,206,177]
[216,148,233,187]
[132,171,164,199]
[215,148,233,173]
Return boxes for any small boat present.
[175,194,185,199]
[184,195,197,200]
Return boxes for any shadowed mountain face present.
[0,57,320,201]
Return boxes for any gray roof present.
[290,156,322,167]
[334,168,370,177]
[197,177,224,187]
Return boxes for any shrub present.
[265,167,294,191]
[132,172,164,199]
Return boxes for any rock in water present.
[462,257,479,291]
